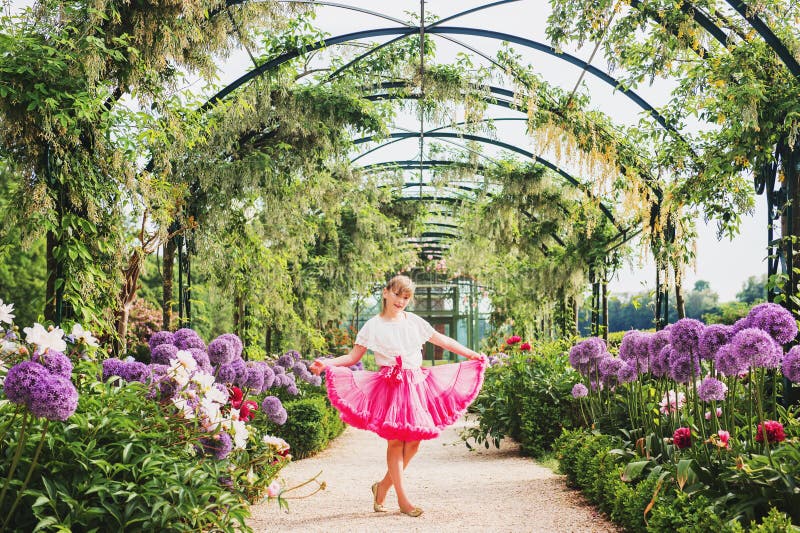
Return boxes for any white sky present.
[7,0,769,301]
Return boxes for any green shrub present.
[746,508,798,532]
[465,340,582,457]
[268,395,344,459]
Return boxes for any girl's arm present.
[309,345,367,375]
[428,332,485,361]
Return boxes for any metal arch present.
[326,0,520,82]
[359,82,681,177]
[200,26,672,127]
[354,131,621,227]
[724,0,800,76]
[629,0,728,50]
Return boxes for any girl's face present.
[383,288,412,313]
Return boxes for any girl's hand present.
[309,359,327,375]
[468,352,487,361]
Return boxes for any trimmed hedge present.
[554,429,797,533]
[269,394,345,459]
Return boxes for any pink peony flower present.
[506,335,521,345]
[705,407,723,420]
[266,480,281,498]
[673,427,692,449]
[756,420,786,444]
[520,342,531,351]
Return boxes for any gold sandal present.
[400,507,423,517]
[371,482,387,513]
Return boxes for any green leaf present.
[676,458,697,491]
[621,460,651,482]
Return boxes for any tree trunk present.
[162,237,176,330]
[674,266,686,319]
[115,250,143,355]
[601,274,609,342]
[44,229,58,323]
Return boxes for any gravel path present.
[247,418,619,532]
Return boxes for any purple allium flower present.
[217,333,243,358]
[262,396,288,425]
[148,331,174,352]
[699,324,731,361]
[35,351,72,378]
[650,345,671,378]
[571,383,589,398]
[186,348,209,370]
[261,365,276,392]
[272,365,285,375]
[619,331,640,362]
[292,361,308,375]
[670,318,705,355]
[216,363,237,384]
[244,363,265,391]
[173,328,205,350]
[697,377,728,402]
[569,337,607,375]
[102,358,125,382]
[3,361,49,405]
[782,346,800,382]
[121,361,150,383]
[208,337,235,365]
[731,328,781,370]
[730,317,750,336]
[309,375,322,386]
[599,356,624,386]
[618,362,638,384]
[286,384,299,395]
[748,303,798,344]
[228,357,248,387]
[715,344,748,377]
[668,350,699,384]
[151,343,179,366]
[276,354,294,368]
[199,432,233,460]
[348,361,364,371]
[28,374,78,420]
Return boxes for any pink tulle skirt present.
[325,357,487,441]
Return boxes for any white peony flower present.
[24,323,66,353]
[174,350,197,371]
[191,371,216,394]
[71,323,99,347]
[229,419,249,450]
[0,300,15,325]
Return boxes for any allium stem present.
[3,419,49,529]
[0,404,21,445]
[0,411,29,511]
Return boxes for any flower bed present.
[0,298,333,530]
[563,303,800,529]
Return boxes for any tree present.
[736,275,767,304]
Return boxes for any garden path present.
[247,417,619,532]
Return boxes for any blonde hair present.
[381,275,415,314]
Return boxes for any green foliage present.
[266,394,345,459]
[464,340,582,457]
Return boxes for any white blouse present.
[355,312,435,369]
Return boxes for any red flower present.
[520,342,531,351]
[506,335,521,345]
[756,420,786,444]
[239,400,259,422]
[673,427,692,449]
[229,386,244,409]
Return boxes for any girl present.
[309,275,486,517]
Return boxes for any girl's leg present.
[375,440,420,506]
